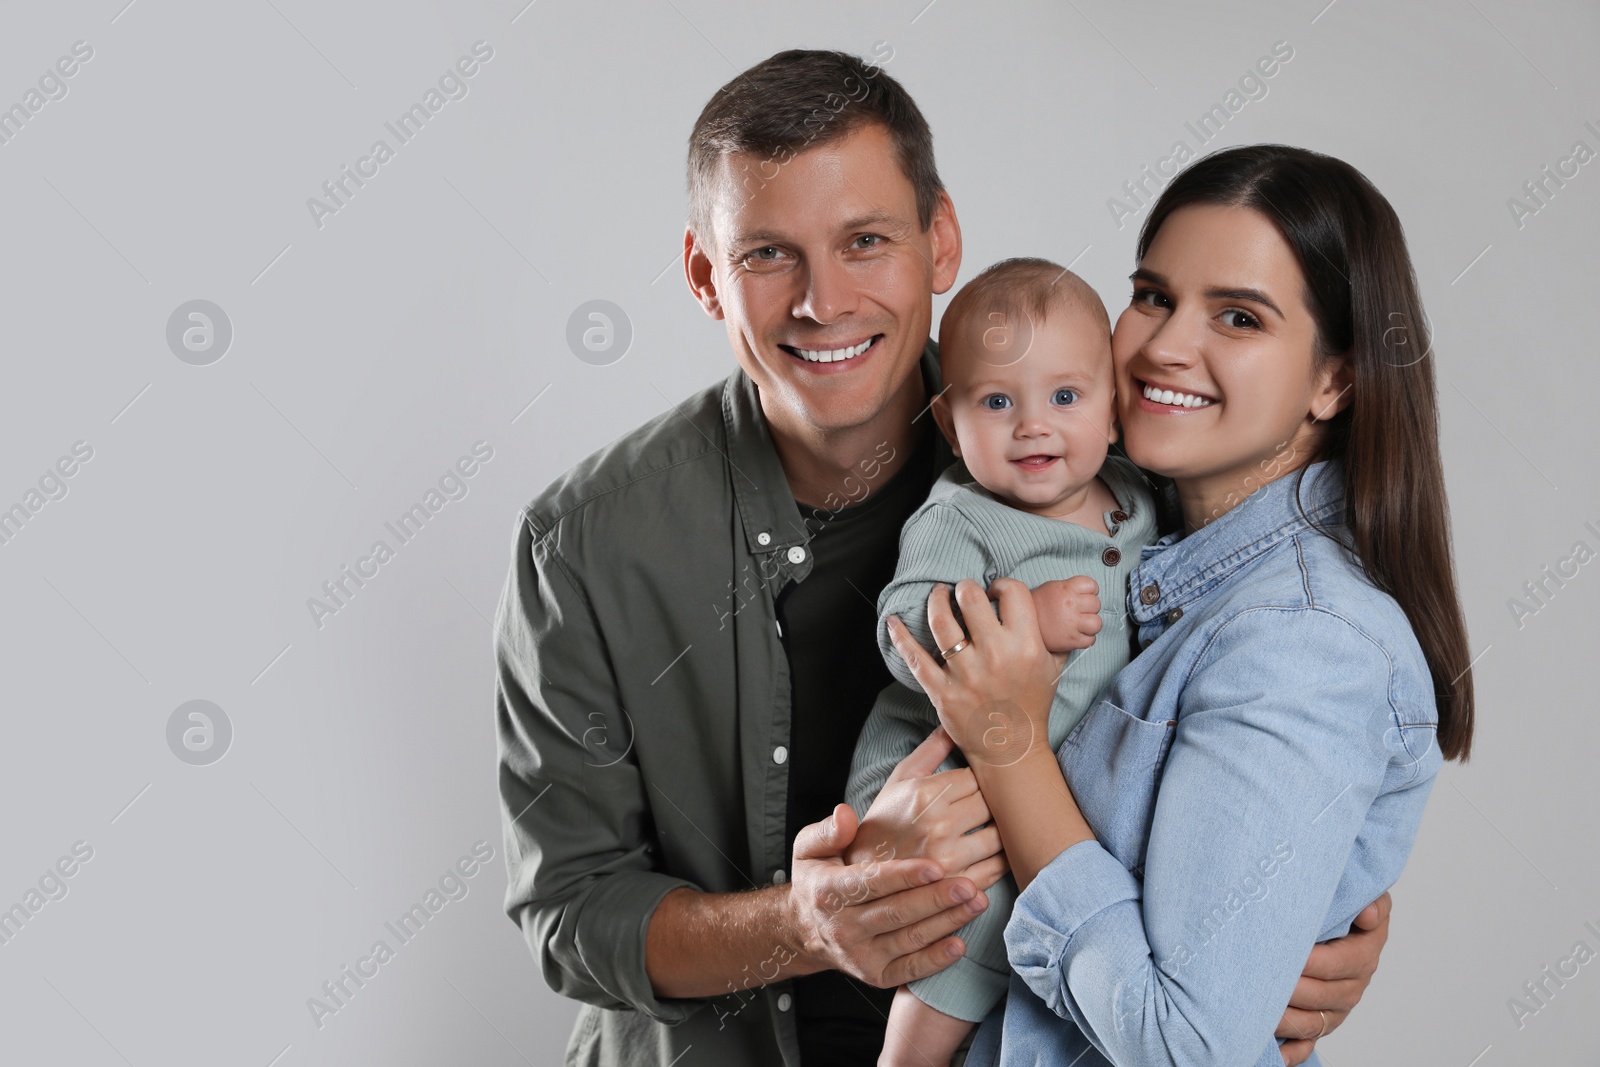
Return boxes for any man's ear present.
[927,190,962,297]
[930,392,961,457]
[1310,354,1353,422]
[684,225,724,320]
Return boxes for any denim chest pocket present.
[1058,699,1177,877]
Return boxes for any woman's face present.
[1111,203,1349,525]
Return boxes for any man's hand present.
[846,727,1007,891]
[1032,575,1102,654]
[787,803,992,988]
[1275,892,1392,1065]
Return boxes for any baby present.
[845,257,1158,1066]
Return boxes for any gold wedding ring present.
[939,638,970,660]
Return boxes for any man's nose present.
[793,256,859,324]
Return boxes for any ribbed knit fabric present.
[845,455,1157,1022]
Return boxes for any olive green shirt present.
[494,345,952,1066]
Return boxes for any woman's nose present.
[1141,311,1201,368]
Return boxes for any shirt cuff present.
[525,870,703,1024]
[907,953,1011,1022]
[1005,840,1141,979]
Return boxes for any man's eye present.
[1220,308,1260,329]
[854,234,883,249]
[1052,388,1078,406]
[981,394,1012,411]
[751,246,780,260]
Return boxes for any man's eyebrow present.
[729,229,786,248]
[731,210,906,249]
[841,210,902,231]
[1129,268,1284,318]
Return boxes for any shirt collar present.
[1128,460,1346,624]
[722,339,948,577]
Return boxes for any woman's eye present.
[981,394,1012,411]
[1132,287,1169,309]
[1220,308,1261,329]
[1052,388,1078,406]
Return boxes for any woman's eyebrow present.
[1204,287,1283,318]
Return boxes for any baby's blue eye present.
[981,394,1012,411]
[1052,388,1079,406]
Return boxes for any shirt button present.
[773,746,788,765]
[787,546,806,564]
[1167,606,1184,623]
[777,993,793,1012]
[1140,582,1161,605]
[1111,510,1129,523]
[757,531,772,546]
[773,868,787,884]
[1101,547,1122,566]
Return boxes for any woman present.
[886,144,1474,1066]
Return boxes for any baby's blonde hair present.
[939,257,1110,367]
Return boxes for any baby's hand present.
[1030,576,1102,654]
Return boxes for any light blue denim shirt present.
[965,460,1443,1067]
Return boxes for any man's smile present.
[777,334,884,367]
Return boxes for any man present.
[495,48,1389,1066]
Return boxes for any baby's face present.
[935,307,1116,518]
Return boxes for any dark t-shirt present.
[775,420,940,1065]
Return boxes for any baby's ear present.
[930,392,960,457]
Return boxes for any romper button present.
[757,531,772,546]
[1101,547,1122,566]
[1140,583,1161,605]
[773,868,787,884]
[1111,510,1128,523]
[787,546,806,564]
[1167,606,1184,623]
[778,993,793,1011]
[773,746,788,765]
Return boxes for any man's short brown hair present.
[687,48,944,242]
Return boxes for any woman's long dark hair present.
[1136,144,1475,761]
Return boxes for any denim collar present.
[1128,460,1347,626]
[722,338,949,582]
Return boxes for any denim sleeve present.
[496,509,699,1023]
[876,503,997,694]
[1005,607,1399,1067]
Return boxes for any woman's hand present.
[887,578,1093,890]
[886,578,1064,767]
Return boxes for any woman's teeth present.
[1142,383,1214,409]
[793,338,874,363]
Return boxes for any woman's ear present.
[684,225,723,319]
[1310,355,1353,422]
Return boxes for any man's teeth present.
[793,338,873,363]
[1142,383,1215,408]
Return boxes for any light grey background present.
[0,0,1594,1063]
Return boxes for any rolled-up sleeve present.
[1005,607,1398,1067]
[876,503,996,693]
[495,507,699,1023]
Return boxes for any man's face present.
[686,123,960,436]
